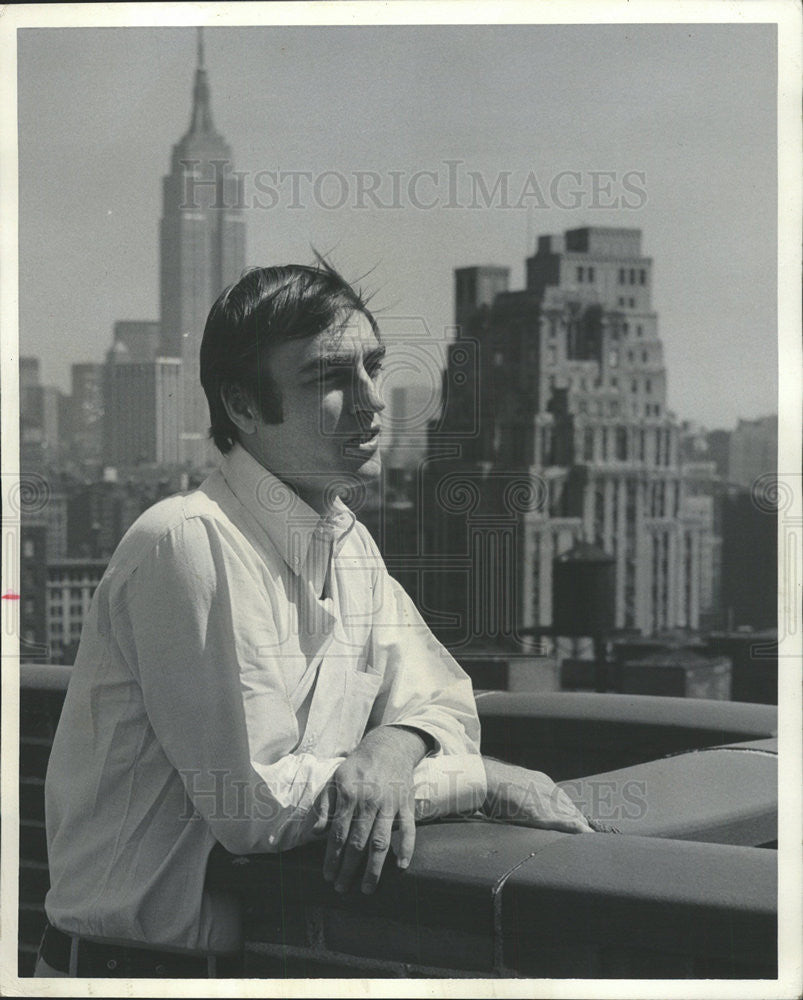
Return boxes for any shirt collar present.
[219,443,356,578]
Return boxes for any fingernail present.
[361,883,374,895]
[334,883,346,894]
[397,858,409,870]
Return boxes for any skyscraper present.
[159,29,246,467]
[103,340,181,468]
[427,227,718,647]
[67,363,104,464]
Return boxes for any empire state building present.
[159,30,246,467]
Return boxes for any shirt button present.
[106,959,117,971]
[155,963,166,975]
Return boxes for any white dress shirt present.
[44,444,486,953]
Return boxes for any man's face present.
[243,311,386,510]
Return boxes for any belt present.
[39,922,243,978]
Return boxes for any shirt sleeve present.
[359,526,487,821]
[113,516,342,855]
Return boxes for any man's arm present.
[116,517,348,855]
[354,525,591,838]
[361,550,487,820]
[481,757,593,834]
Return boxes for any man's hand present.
[321,726,426,894]
[482,757,594,834]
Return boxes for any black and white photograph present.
[2,1,801,995]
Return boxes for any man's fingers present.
[360,809,396,895]
[314,782,337,830]
[333,809,376,893]
[322,794,355,883]
[551,787,595,833]
[394,804,416,871]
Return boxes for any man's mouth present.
[344,427,381,450]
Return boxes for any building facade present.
[45,559,107,665]
[20,524,49,661]
[426,227,718,647]
[103,346,182,468]
[728,414,777,490]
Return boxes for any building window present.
[619,268,626,284]
[622,322,629,335]
[608,350,619,368]
[70,603,82,616]
[70,587,81,599]
[23,539,34,558]
[637,324,643,337]
[584,427,594,461]
[618,296,625,306]
[577,266,584,282]
[629,269,635,284]
[547,346,556,364]
[616,427,628,460]
[639,269,646,284]
[601,428,609,461]
[631,378,638,393]
[494,350,504,366]
[642,350,648,363]
[588,266,595,282]
[646,378,652,394]
[629,297,635,308]
[611,376,618,388]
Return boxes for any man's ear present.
[221,381,257,436]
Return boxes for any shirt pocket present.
[332,669,382,757]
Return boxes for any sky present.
[16,21,778,430]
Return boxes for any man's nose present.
[353,368,386,414]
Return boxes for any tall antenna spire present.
[188,27,213,134]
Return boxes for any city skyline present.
[16,22,778,430]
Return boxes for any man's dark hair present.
[200,259,378,453]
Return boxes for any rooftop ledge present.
[19,666,779,978]
[207,823,776,978]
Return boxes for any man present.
[37,262,590,978]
